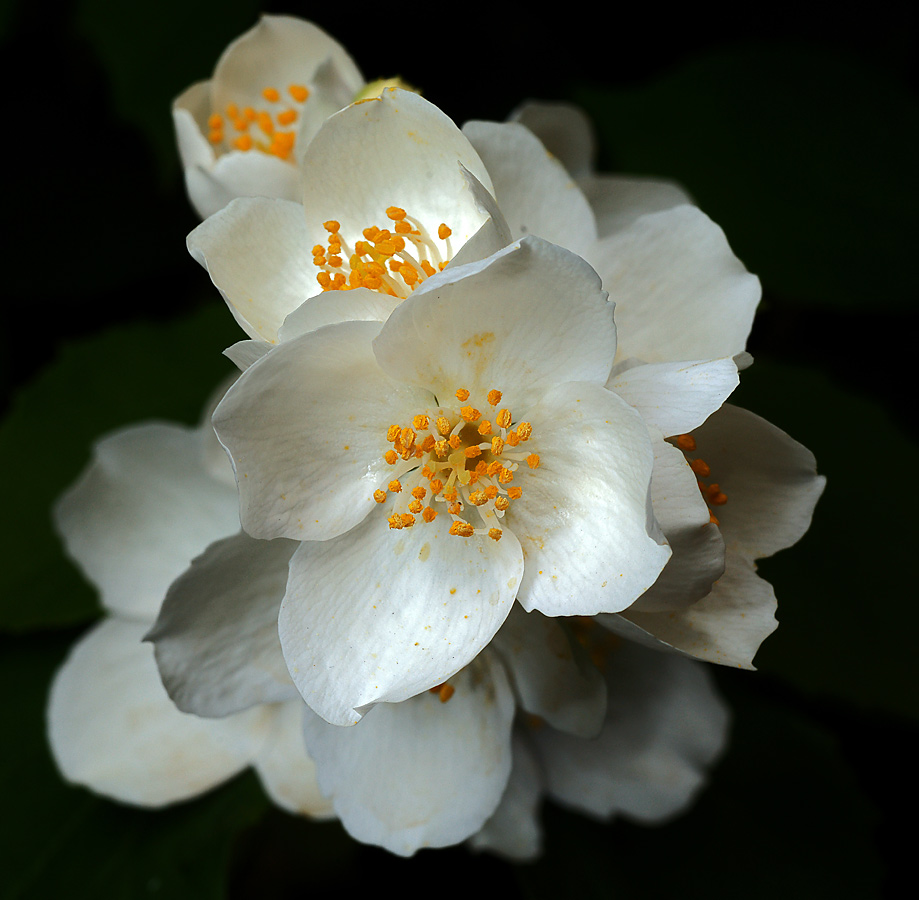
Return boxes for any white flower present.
[187,88,508,347]
[209,234,671,726]
[173,15,364,219]
[47,405,331,817]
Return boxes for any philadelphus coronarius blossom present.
[209,233,673,727]
[47,403,332,817]
[174,15,366,218]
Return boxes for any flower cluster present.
[48,15,824,859]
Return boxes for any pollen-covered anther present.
[496,409,512,429]
[388,480,402,493]
[460,406,481,422]
[487,390,502,406]
[477,420,492,436]
[516,422,533,441]
[373,490,387,503]
[690,458,711,477]
[422,507,437,523]
[488,528,503,541]
[449,522,475,537]
[527,454,540,469]
[455,388,470,402]
[401,513,416,527]
[675,433,697,452]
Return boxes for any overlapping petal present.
[148,532,300,717]
[462,120,597,256]
[301,653,515,855]
[213,320,430,541]
[53,423,239,621]
[533,641,729,822]
[584,204,760,364]
[280,506,523,725]
[491,606,606,738]
[508,381,670,616]
[48,619,271,807]
[373,237,616,413]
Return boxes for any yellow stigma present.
[375,388,540,540]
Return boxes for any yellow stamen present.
[389,480,402,493]
[488,528,503,541]
[373,489,387,503]
[455,388,470,401]
[527,454,540,468]
[438,224,452,239]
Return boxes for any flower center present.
[312,208,453,298]
[207,84,311,161]
[374,387,541,540]
[673,433,728,525]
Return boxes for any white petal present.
[533,641,729,822]
[468,733,544,861]
[491,606,606,738]
[462,120,597,256]
[187,197,315,343]
[621,550,779,669]
[251,701,335,818]
[211,15,362,121]
[277,287,400,342]
[301,653,515,855]
[48,618,270,807]
[300,89,493,255]
[224,339,272,371]
[172,81,214,170]
[629,438,725,613]
[581,174,693,238]
[584,205,760,364]
[373,237,616,413]
[148,532,299,717]
[608,357,739,437]
[693,404,826,558]
[213,321,429,541]
[280,502,523,726]
[510,101,596,178]
[53,423,239,621]
[507,382,670,616]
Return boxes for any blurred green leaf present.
[76,0,261,182]
[578,43,919,313]
[1,632,270,900]
[0,302,240,632]
[518,674,882,899]
[730,358,919,720]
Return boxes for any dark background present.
[2,1,916,897]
